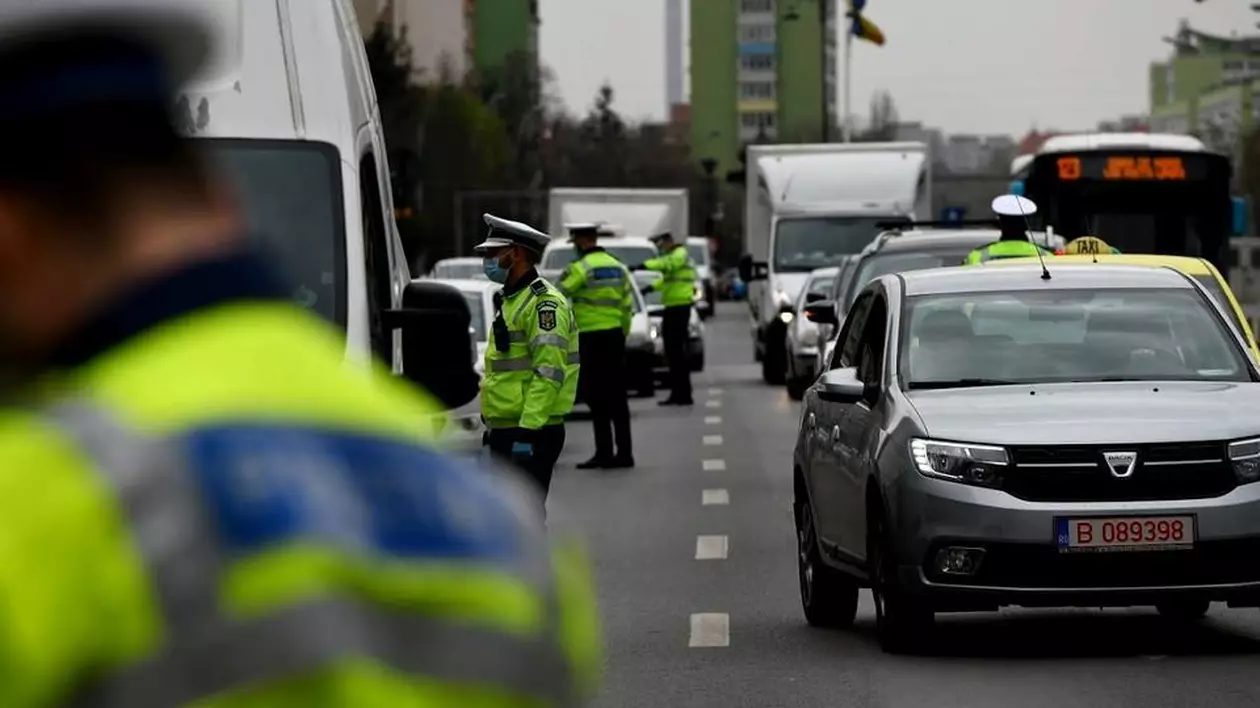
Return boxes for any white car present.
[428,257,487,281]
[635,271,705,373]
[428,278,497,453]
[784,266,839,400]
[687,236,715,319]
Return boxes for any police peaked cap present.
[475,213,551,254]
[566,222,601,240]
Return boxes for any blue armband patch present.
[589,267,625,281]
[182,423,526,562]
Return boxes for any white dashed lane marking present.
[689,613,730,647]
[702,459,727,471]
[703,435,723,446]
[708,387,722,395]
[705,416,722,425]
[705,399,722,409]
[702,488,730,505]
[695,535,729,560]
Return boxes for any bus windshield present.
[1023,149,1231,272]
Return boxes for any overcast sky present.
[539,0,1257,136]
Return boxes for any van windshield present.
[774,216,908,272]
[202,139,347,326]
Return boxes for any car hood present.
[907,381,1260,445]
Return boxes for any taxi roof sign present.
[1063,236,1114,255]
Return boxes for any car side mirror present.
[738,253,769,281]
[803,300,838,326]
[817,367,867,404]
[384,281,480,409]
[805,291,827,304]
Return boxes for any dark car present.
[795,263,1260,654]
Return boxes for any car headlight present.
[1229,437,1260,483]
[650,325,660,340]
[910,438,1008,488]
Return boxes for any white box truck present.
[547,188,689,240]
[738,142,931,384]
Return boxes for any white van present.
[174,0,477,408]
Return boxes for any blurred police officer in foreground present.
[559,223,634,469]
[964,195,1055,264]
[0,5,599,707]
[642,231,697,406]
[476,215,581,497]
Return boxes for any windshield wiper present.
[908,378,1022,390]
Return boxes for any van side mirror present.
[738,253,769,281]
[805,291,827,304]
[817,367,867,404]
[1232,196,1248,237]
[385,281,480,409]
[803,300,838,326]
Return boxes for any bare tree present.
[857,90,899,142]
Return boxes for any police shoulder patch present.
[529,279,548,296]
[537,301,558,331]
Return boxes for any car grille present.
[926,539,1260,589]
[1003,441,1236,502]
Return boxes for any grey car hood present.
[907,381,1260,445]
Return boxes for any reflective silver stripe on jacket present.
[534,365,565,383]
[509,331,528,342]
[44,401,574,708]
[531,334,569,350]
[490,357,533,372]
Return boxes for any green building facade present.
[473,0,539,75]
[690,0,836,176]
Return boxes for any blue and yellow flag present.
[848,0,885,45]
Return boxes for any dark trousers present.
[487,425,566,498]
[662,305,694,403]
[578,329,633,460]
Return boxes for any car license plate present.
[1055,516,1195,553]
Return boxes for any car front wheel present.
[796,496,859,628]
[868,510,933,654]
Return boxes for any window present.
[854,296,888,387]
[739,24,775,42]
[462,292,488,342]
[740,81,775,99]
[359,152,394,361]
[741,54,774,71]
[741,0,773,11]
[773,216,904,273]
[740,111,776,129]
[432,259,486,280]
[842,248,974,311]
[900,288,1250,389]
[835,291,874,369]
[1190,273,1251,341]
[204,139,347,327]
[686,241,711,266]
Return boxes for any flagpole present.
[842,25,852,142]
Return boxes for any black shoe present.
[577,456,613,470]
[605,456,635,469]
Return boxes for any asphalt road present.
[547,302,1260,708]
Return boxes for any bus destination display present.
[1052,154,1205,183]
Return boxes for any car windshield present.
[542,244,659,270]
[843,250,971,311]
[797,272,837,308]
[687,241,710,266]
[901,288,1250,388]
[1191,274,1251,341]
[774,216,906,273]
[205,139,346,326]
[434,261,485,280]
[461,292,487,342]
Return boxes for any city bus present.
[1009,133,1247,276]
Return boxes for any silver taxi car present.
[794,263,1260,654]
